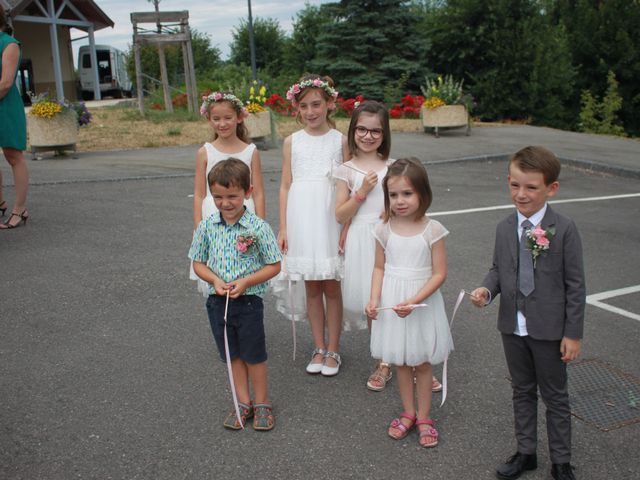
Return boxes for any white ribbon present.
[440,289,466,406]
[280,257,297,362]
[223,290,244,429]
[375,303,428,311]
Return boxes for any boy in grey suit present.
[471,146,585,480]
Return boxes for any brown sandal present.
[253,403,274,431]
[367,362,392,391]
[223,401,253,430]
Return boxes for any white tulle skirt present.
[370,266,453,366]
[341,214,379,331]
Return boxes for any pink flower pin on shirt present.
[236,234,257,254]
[525,225,556,267]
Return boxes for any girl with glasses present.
[334,100,394,389]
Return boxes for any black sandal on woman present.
[1,210,29,229]
[0,201,7,217]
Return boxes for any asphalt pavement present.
[1,125,639,479]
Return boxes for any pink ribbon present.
[440,289,465,406]
[223,290,244,429]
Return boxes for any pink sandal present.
[416,419,439,448]
[388,412,417,440]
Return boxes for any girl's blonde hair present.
[382,157,433,222]
[292,74,337,129]
[204,94,249,144]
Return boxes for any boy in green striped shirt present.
[189,158,281,431]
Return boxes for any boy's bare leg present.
[230,358,250,404]
[247,361,269,404]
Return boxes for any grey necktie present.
[519,220,535,296]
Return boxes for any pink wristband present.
[354,192,366,203]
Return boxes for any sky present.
[71,0,332,63]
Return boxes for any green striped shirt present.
[189,210,281,296]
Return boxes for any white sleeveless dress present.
[200,142,256,218]
[370,219,454,366]
[333,160,391,331]
[189,142,257,295]
[274,129,344,320]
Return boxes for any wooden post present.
[184,24,198,114]
[158,45,173,112]
[181,41,193,113]
[132,22,144,114]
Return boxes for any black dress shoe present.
[551,463,576,480]
[496,452,537,480]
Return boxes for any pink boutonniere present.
[236,234,257,254]
[525,225,556,267]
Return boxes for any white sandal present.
[305,348,326,374]
[321,351,341,377]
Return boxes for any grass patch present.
[76,104,425,152]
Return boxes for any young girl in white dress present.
[365,157,453,448]
[278,74,349,376]
[334,101,394,388]
[191,92,266,294]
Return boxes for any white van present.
[78,45,132,100]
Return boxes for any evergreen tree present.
[421,0,575,127]
[311,0,426,100]
[551,0,640,135]
[283,3,337,75]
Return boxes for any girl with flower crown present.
[190,91,266,295]
[277,74,350,376]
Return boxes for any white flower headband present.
[200,92,249,118]
[286,78,339,106]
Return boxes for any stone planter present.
[245,110,272,139]
[421,105,470,137]
[27,109,78,157]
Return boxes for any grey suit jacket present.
[482,206,586,340]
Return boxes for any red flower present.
[389,106,403,119]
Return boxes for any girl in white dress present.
[366,158,453,448]
[191,92,266,294]
[278,74,349,376]
[334,101,394,388]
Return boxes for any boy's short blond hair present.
[509,146,561,185]
[208,158,251,191]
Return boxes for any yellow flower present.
[246,102,266,113]
[422,97,446,109]
[31,101,63,119]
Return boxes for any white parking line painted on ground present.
[430,192,640,217]
[587,285,640,322]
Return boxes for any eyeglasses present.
[355,126,383,139]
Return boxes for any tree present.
[229,17,288,75]
[551,0,640,135]
[421,0,576,127]
[310,0,427,100]
[282,4,336,75]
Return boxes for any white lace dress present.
[275,129,344,320]
[333,160,391,331]
[370,219,454,366]
[190,142,257,295]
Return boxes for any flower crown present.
[286,79,339,106]
[200,92,249,118]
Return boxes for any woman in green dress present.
[0,5,29,229]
